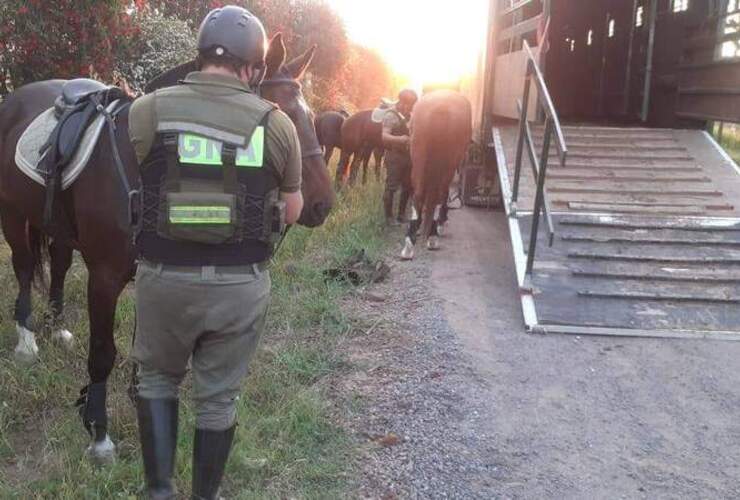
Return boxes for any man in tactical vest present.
[381,89,418,225]
[128,6,304,499]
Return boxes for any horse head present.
[260,34,334,227]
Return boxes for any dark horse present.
[0,33,334,463]
[335,109,385,188]
[314,110,348,164]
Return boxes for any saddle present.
[39,79,129,235]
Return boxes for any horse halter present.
[259,78,324,161]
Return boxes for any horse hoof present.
[87,435,117,466]
[52,329,74,348]
[437,223,446,237]
[13,323,39,363]
[401,237,415,260]
[427,236,440,251]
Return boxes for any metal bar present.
[522,41,568,157]
[525,118,554,276]
[561,235,740,246]
[530,323,740,341]
[567,252,740,265]
[578,290,740,304]
[624,0,640,115]
[572,270,740,284]
[641,0,659,122]
[512,78,532,204]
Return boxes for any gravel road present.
[332,208,740,499]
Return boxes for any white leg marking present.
[410,206,419,221]
[14,323,39,363]
[401,236,415,260]
[87,434,117,465]
[52,328,74,348]
[427,235,440,251]
[433,204,442,220]
[437,223,446,237]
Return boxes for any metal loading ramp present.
[494,124,740,340]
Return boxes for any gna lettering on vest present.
[178,129,265,168]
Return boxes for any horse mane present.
[144,60,199,94]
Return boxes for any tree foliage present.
[0,0,140,94]
[0,0,395,110]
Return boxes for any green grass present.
[0,174,387,499]
[713,122,740,163]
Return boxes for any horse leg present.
[348,154,362,187]
[401,202,421,261]
[335,151,351,189]
[427,205,442,251]
[48,240,74,347]
[324,146,335,165]
[361,148,372,185]
[76,266,126,464]
[374,148,384,181]
[1,212,38,362]
[437,202,450,237]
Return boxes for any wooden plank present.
[572,270,740,284]
[562,235,740,247]
[566,203,704,215]
[550,164,703,172]
[549,174,711,183]
[578,290,740,304]
[559,217,740,231]
[567,152,695,161]
[548,187,724,196]
[567,252,740,265]
[499,14,541,41]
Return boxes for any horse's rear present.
[402,90,472,260]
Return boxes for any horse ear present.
[144,60,199,94]
[285,45,317,80]
[265,33,287,79]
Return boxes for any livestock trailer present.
[469,0,740,339]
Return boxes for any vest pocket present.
[159,191,238,244]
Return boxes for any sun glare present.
[327,0,489,90]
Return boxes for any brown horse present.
[401,90,472,260]
[0,33,333,463]
[335,109,385,188]
[314,110,348,164]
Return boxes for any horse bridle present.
[259,77,324,160]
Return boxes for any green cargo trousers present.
[132,260,271,431]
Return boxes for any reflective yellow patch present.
[178,127,264,168]
[169,206,232,224]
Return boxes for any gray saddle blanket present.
[371,98,396,123]
[15,101,119,190]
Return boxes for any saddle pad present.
[371,107,391,124]
[15,101,119,190]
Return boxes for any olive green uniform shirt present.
[129,72,302,193]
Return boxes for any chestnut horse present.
[401,90,472,260]
[0,33,333,463]
[314,110,348,164]
[335,109,384,188]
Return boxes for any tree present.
[116,9,197,94]
[0,0,139,93]
[342,44,395,111]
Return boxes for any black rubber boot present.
[137,398,179,500]
[192,425,236,500]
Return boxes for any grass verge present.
[713,122,740,163]
[0,175,387,499]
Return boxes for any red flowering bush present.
[0,0,139,94]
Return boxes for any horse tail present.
[28,223,48,290]
[418,106,455,239]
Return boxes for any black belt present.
[139,259,268,275]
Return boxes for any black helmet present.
[398,89,418,105]
[198,6,267,67]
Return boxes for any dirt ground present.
[334,207,740,499]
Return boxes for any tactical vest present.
[386,109,411,165]
[137,85,284,266]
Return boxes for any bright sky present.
[327,0,490,89]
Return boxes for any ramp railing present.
[511,39,568,282]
